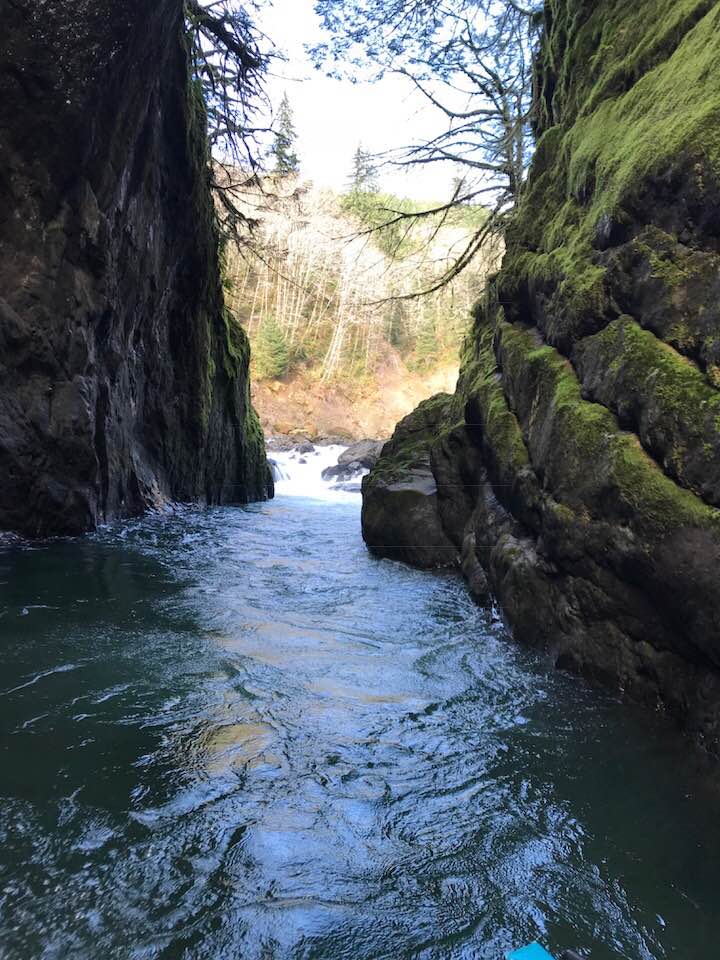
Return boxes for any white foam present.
[268,445,366,502]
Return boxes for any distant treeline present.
[223,180,501,383]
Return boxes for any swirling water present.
[1,474,719,959]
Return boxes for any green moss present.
[496,318,720,533]
[459,320,531,486]
[501,1,720,347]
[199,312,215,433]
[608,435,716,528]
[540,0,715,134]
[180,26,269,498]
[367,394,456,486]
[221,305,251,381]
[576,316,720,501]
[567,3,720,224]
[455,0,720,540]
[585,1,713,116]
[587,315,718,415]
[198,305,252,435]
[646,248,693,289]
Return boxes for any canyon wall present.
[0,0,271,537]
[363,0,720,752]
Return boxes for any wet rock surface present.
[362,398,458,569]
[338,440,384,468]
[321,438,384,485]
[0,0,271,536]
[362,0,720,754]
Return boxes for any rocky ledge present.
[363,0,720,754]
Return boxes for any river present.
[1,447,719,959]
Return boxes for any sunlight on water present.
[1,490,719,960]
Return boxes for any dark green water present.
[1,495,719,959]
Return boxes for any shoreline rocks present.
[321,439,384,485]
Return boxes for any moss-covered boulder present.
[361,395,460,569]
[363,0,720,754]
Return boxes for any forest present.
[225,176,495,385]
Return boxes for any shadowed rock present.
[362,397,458,569]
[338,440,383,469]
[0,0,271,536]
[322,439,384,484]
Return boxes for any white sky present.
[260,0,457,200]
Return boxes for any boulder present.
[321,461,365,482]
[361,395,459,569]
[332,481,363,493]
[362,467,458,569]
[338,440,383,469]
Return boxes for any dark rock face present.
[362,397,458,569]
[0,0,271,536]
[362,0,720,753]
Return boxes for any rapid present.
[1,448,719,959]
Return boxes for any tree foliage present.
[272,92,300,176]
[349,143,378,192]
[184,0,272,241]
[253,315,290,380]
[314,0,542,201]
[223,183,499,382]
[341,191,423,259]
[414,314,439,369]
[312,0,543,288]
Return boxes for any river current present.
[1,447,719,959]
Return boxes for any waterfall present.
[267,445,367,501]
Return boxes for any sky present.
[259,0,457,201]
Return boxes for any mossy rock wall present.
[0,0,271,536]
[362,0,720,753]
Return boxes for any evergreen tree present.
[349,143,378,193]
[415,314,438,368]
[272,92,300,176]
[387,297,407,349]
[253,316,290,380]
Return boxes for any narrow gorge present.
[363,0,720,753]
[3,0,720,957]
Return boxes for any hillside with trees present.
[222,145,500,437]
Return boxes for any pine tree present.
[415,314,438,369]
[349,143,378,193]
[272,92,300,177]
[253,316,290,380]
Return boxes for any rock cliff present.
[0,0,272,537]
[363,0,720,752]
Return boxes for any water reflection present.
[0,499,719,959]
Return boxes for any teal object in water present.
[506,945,556,960]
